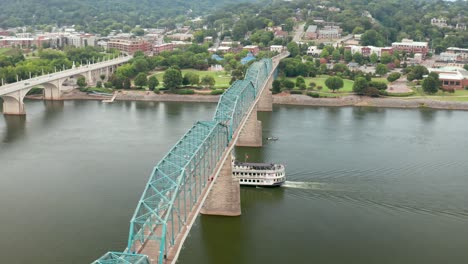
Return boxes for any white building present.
[270,45,284,53]
[306,46,322,56]
[431,18,448,28]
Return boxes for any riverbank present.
[26,89,468,110]
[273,94,468,110]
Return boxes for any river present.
[1,100,467,264]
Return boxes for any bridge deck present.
[0,56,131,97]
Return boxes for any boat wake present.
[282,181,327,190]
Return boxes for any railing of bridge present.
[93,56,280,264]
[93,252,150,264]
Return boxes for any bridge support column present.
[201,150,241,216]
[236,105,262,147]
[257,76,273,112]
[1,92,26,115]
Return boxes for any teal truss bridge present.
[93,52,288,264]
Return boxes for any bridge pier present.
[257,75,274,112]
[43,81,62,100]
[201,150,241,216]
[1,91,27,115]
[236,105,262,147]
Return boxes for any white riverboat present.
[232,160,286,187]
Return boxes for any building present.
[438,52,459,62]
[217,46,231,53]
[153,43,175,54]
[345,45,393,57]
[446,47,468,60]
[243,45,259,55]
[304,25,317,40]
[306,46,322,56]
[107,39,152,55]
[455,23,467,31]
[392,39,429,57]
[273,29,288,39]
[428,67,468,90]
[166,33,193,41]
[317,26,342,39]
[0,37,34,48]
[431,18,448,28]
[270,45,284,53]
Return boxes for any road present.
[293,22,306,42]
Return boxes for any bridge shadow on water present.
[1,114,26,143]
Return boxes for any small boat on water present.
[266,136,279,141]
[232,159,286,187]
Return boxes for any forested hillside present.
[0,0,257,33]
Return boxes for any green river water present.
[0,100,467,264]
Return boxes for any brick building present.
[107,39,152,55]
[153,43,175,54]
[429,68,468,90]
[243,45,259,55]
[345,45,393,57]
[392,39,429,58]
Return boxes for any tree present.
[360,29,385,46]
[422,76,439,94]
[163,67,183,92]
[353,77,368,95]
[295,76,305,87]
[353,52,364,65]
[148,76,159,90]
[380,52,392,64]
[96,81,102,88]
[286,42,300,57]
[77,76,87,88]
[201,75,215,88]
[132,58,149,73]
[282,79,295,90]
[232,21,248,40]
[123,78,132,89]
[387,72,401,82]
[283,18,295,32]
[333,63,348,73]
[344,50,353,63]
[325,76,344,92]
[272,79,281,94]
[375,64,389,75]
[184,72,200,86]
[134,72,148,88]
[464,64,468,71]
[369,81,388,90]
[320,49,329,59]
[369,53,378,64]
[410,65,429,80]
[132,27,145,36]
[332,49,341,62]
[308,82,316,90]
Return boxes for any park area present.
[151,69,231,89]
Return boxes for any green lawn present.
[151,69,231,88]
[408,87,468,101]
[0,47,13,55]
[372,77,389,84]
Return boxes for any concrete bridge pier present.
[1,91,27,115]
[43,81,62,100]
[201,150,241,216]
[257,76,274,112]
[236,105,262,147]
